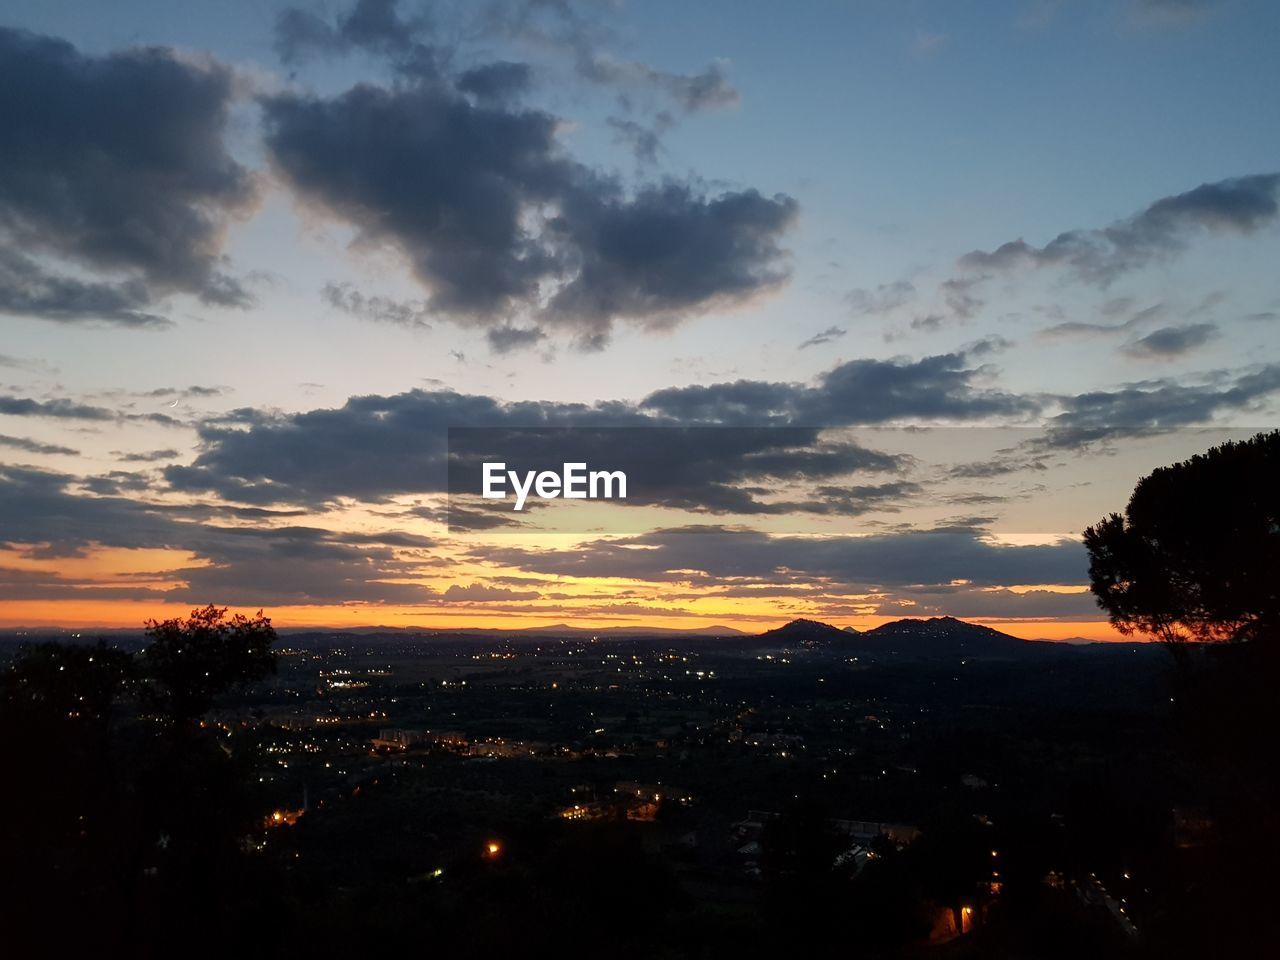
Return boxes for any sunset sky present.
[1,0,1278,638]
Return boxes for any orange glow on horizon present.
[0,597,1133,642]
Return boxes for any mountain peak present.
[758,618,851,644]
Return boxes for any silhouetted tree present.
[1086,433,1280,958]
[0,641,135,882]
[1,608,280,956]
[1083,431,1280,647]
[141,605,277,726]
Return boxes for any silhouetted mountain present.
[758,618,853,645]
[861,616,1031,658]
[756,615,1073,660]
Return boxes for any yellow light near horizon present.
[0,597,1137,642]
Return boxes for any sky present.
[0,0,1277,637]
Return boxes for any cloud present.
[141,386,227,399]
[872,585,1099,621]
[0,434,79,456]
[321,281,431,329]
[442,583,540,602]
[262,80,795,346]
[642,349,1039,425]
[541,182,797,341]
[1040,301,1166,339]
[457,61,535,103]
[487,0,739,113]
[486,325,546,353]
[273,0,432,64]
[0,465,438,604]
[939,275,985,319]
[607,114,673,165]
[576,55,739,112]
[278,0,739,118]
[1042,363,1280,447]
[114,448,181,463]
[164,389,634,505]
[0,251,170,328]
[0,28,257,323]
[474,524,1088,590]
[947,456,1049,479]
[798,326,846,350]
[167,392,909,515]
[959,173,1280,286]
[1121,322,1217,359]
[0,395,116,421]
[845,279,916,316]
[158,348,1035,510]
[0,393,184,426]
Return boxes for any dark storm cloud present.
[0,434,79,456]
[1121,323,1218,359]
[960,173,1280,285]
[262,80,795,344]
[321,282,431,329]
[0,28,256,322]
[473,525,1088,589]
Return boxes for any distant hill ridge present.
[758,615,1042,658]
